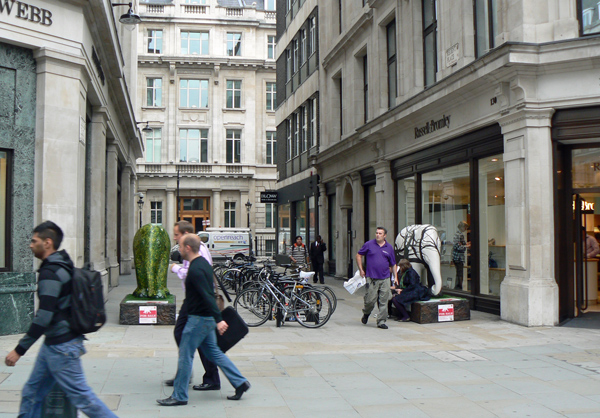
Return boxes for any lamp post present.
[111,2,142,25]
[245,199,252,229]
[137,193,144,229]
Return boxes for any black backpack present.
[69,267,106,334]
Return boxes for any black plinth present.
[119,295,176,325]
[410,297,470,324]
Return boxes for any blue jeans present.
[19,337,117,418]
[172,315,246,402]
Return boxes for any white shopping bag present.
[343,270,366,294]
[299,270,315,284]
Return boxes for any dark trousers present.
[312,262,324,284]
[454,261,464,289]
[391,297,410,320]
[174,301,220,386]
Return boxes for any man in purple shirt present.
[356,227,398,329]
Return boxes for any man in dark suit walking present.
[309,235,327,284]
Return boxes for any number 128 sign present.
[438,304,454,322]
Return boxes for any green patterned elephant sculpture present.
[132,224,171,299]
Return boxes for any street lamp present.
[137,193,144,228]
[136,121,153,134]
[245,200,252,229]
[111,2,142,25]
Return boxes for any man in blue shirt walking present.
[356,227,398,329]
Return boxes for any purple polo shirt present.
[358,239,395,279]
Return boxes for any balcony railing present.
[182,4,207,14]
[144,4,164,13]
[137,162,257,177]
[265,11,275,20]
[226,165,242,173]
[226,8,243,17]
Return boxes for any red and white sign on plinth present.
[438,304,454,322]
[139,306,157,324]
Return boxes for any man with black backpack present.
[4,221,117,418]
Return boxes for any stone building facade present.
[278,0,600,326]
[0,0,143,335]
[135,0,278,254]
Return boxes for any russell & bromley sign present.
[414,114,451,139]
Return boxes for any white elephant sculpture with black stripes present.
[394,225,442,296]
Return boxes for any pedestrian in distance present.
[288,235,309,268]
[164,221,221,392]
[452,221,470,290]
[4,221,118,418]
[309,235,327,284]
[157,234,250,406]
[356,226,398,330]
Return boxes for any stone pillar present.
[499,108,558,326]
[351,173,365,250]
[88,108,108,289]
[106,143,119,286]
[374,161,394,232]
[120,165,133,275]
[33,50,87,266]
[336,178,349,278]
[212,189,221,228]
[166,189,176,240]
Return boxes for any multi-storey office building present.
[274,0,321,263]
[0,0,142,335]
[308,0,600,326]
[136,0,278,254]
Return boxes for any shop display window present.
[295,200,306,240]
[396,176,416,232]
[278,203,290,254]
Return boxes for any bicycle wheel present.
[292,289,332,328]
[221,269,241,295]
[314,285,337,313]
[234,288,272,327]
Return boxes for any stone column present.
[374,161,394,232]
[106,143,119,286]
[166,189,176,240]
[351,172,365,250]
[88,108,108,288]
[499,108,558,326]
[120,165,133,275]
[212,189,221,228]
[337,178,349,278]
[33,50,87,266]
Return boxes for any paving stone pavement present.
[2,271,600,417]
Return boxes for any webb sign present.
[260,191,278,203]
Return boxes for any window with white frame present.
[227,33,242,56]
[150,201,163,224]
[474,0,498,56]
[301,106,307,153]
[423,0,438,87]
[226,80,242,108]
[310,98,317,148]
[180,129,208,163]
[226,129,241,163]
[181,31,209,55]
[266,82,276,111]
[266,131,276,164]
[386,20,397,108]
[265,0,275,10]
[300,29,306,66]
[309,16,316,56]
[145,128,162,163]
[286,49,292,81]
[148,30,163,54]
[185,0,206,3]
[146,78,162,107]
[180,79,208,108]
[267,35,276,59]
[292,39,298,73]
[265,203,275,228]
[286,119,292,160]
[224,202,236,227]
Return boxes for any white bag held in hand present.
[344,270,366,294]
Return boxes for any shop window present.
[572,148,600,188]
[265,203,275,228]
[422,162,471,291]
[279,203,291,253]
[423,0,438,87]
[474,0,498,57]
[224,202,236,227]
[146,78,162,107]
[145,128,162,163]
[148,30,163,54]
[151,201,163,224]
[581,0,600,35]
[295,200,306,241]
[396,176,416,232]
[227,33,242,56]
[0,150,9,270]
[478,155,505,296]
[226,129,241,164]
[308,196,315,243]
[180,79,208,108]
[226,80,242,109]
[180,129,208,163]
[181,31,209,55]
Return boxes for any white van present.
[198,228,252,260]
